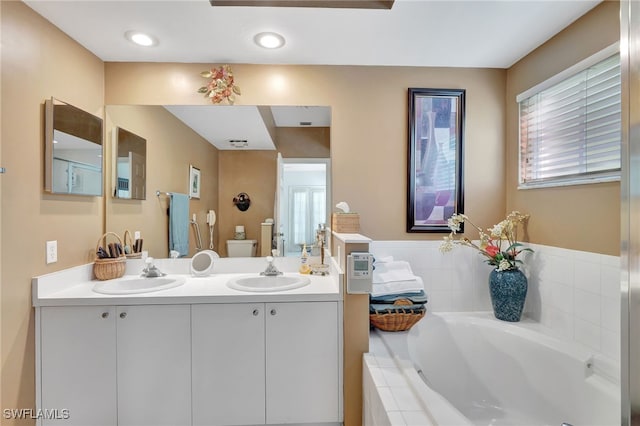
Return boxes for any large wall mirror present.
[45,98,103,196]
[105,104,331,259]
[114,126,146,200]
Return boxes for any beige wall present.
[0,1,621,424]
[105,105,219,257]
[106,62,506,426]
[105,64,507,242]
[0,0,4,412]
[1,0,105,418]
[506,1,620,255]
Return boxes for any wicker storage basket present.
[123,230,141,259]
[369,299,426,332]
[93,232,126,280]
[331,213,360,233]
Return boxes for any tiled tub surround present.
[364,313,620,426]
[369,241,621,367]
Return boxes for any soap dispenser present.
[299,244,311,274]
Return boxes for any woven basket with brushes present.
[369,299,426,332]
[93,232,126,280]
[123,230,142,259]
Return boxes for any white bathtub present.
[364,312,620,426]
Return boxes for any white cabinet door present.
[116,305,191,426]
[192,303,265,426]
[265,302,340,424]
[40,306,117,426]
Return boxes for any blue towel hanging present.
[169,193,190,257]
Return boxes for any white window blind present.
[518,51,621,188]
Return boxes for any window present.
[288,186,326,254]
[518,45,621,188]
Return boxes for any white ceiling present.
[163,105,331,150]
[24,0,602,149]
[24,0,601,68]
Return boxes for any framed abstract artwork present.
[407,88,465,232]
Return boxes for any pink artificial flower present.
[485,244,500,257]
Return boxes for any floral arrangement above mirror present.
[198,65,241,104]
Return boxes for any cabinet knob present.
[270,309,277,316]
[101,312,109,319]
[253,309,259,316]
[119,312,127,319]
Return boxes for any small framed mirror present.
[45,98,103,196]
[113,126,147,200]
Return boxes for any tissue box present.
[331,213,360,233]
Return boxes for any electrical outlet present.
[46,240,57,264]
[134,231,141,240]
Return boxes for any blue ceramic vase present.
[488,268,528,322]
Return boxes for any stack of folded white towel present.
[369,256,428,315]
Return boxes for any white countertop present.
[33,257,342,307]
[332,232,372,244]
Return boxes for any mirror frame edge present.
[44,98,55,193]
[44,97,105,197]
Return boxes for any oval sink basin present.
[227,275,310,292]
[93,276,186,295]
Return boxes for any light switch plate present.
[46,240,57,264]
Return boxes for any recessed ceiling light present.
[254,32,285,49]
[125,31,157,47]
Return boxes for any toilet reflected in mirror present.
[190,250,219,276]
[226,240,257,257]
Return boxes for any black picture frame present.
[407,88,465,232]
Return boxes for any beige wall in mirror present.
[106,105,329,258]
[105,105,219,258]
[217,127,329,257]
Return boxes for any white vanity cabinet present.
[38,304,191,426]
[192,303,266,426]
[265,301,340,424]
[40,305,117,426]
[192,301,340,425]
[115,305,191,426]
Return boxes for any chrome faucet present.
[141,257,166,278]
[260,256,282,276]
